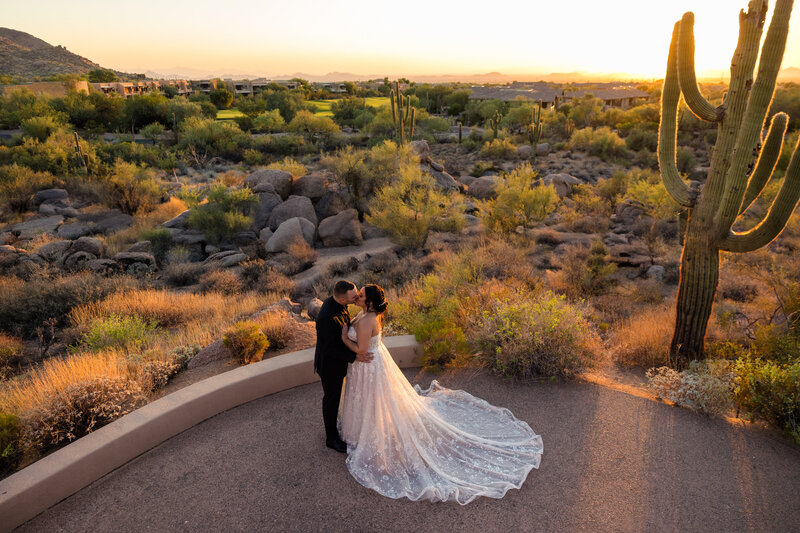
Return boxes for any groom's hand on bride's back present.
[356,352,374,363]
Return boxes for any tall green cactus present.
[527,99,543,157]
[658,0,800,367]
[490,110,503,139]
[390,81,415,145]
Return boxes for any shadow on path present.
[16,368,800,533]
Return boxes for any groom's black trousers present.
[320,368,347,441]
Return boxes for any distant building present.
[468,82,652,109]
[312,82,348,93]
[467,84,562,108]
[563,84,651,109]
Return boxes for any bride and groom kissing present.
[314,280,544,505]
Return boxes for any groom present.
[314,280,373,453]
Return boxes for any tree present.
[209,87,234,109]
[286,110,340,145]
[445,90,471,116]
[657,1,800,367]
[87,69,117,83]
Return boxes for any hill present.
[0,27,101,79]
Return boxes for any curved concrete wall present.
[0,335,423,532]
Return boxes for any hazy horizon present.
[6,0,800,80]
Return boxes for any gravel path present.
[16,368,800,533]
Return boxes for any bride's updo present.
[364,284,388,315]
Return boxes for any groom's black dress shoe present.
[326,438,347,453]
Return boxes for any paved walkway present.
[16,368,800,533]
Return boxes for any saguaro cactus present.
[490,110,503,139]
[658,0,800,367]
[527,99,543,157]
[390,81,415,145]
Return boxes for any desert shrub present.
[253,310,293,349]
[479,138,517,159]
[569,126,628,160]
[257,267,295,294]
[0,412,21,476]
[179,116,250,164]
[610,304,673,368]
[476,290,600,377]
[78,314,158,352]
[0,273,127,337]
[676,147,697,174]
[624,127,658,152]
[597,171,628,209]
[287,237,318,268]
[252,109,286,133]
[174,186,203,208]
[223,321,269,364]
[161,248,204,287]
[243,148,264,166]
[732,358,800,443]
[367,166,465,249]
[134,358,182,393]
[321,145,366,203]
[646,360,734,416]
[0,333,23,377]
[187,184,258,243]
[139,228,173,265]
[624,178,680,221]
[286,110,340,146]
[251,133,306,156]
[470,161,496,177]
[104,159,164,215]
[21,376,144,453]
[0,164,61,213]
[266,157,306,177]
[198,269,243,294]
[481,163,557,234]
[549,241,617,300]
[140,122,165,142]
[20,116,63,142]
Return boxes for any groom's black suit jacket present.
[314,296,356,378]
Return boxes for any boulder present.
[535,142,551,157]
[318,209,363,247]
[171,229,206,246]
[64,251,96,270]
[38,203,59,216]
[58,206,79,218]
[361,222,386,240]
[84,258,118,273]
[542,173,582,198]
[233,231,259,247]
[468,176,498,200]
[57,222,93,240]
[162,210,191,229]
[38,240,73,261]
[647,265,665,282]
[458,175,476,188]
[268,195,318,231]
[423,167,459,191]
[33,189,68,207]
[251,192,283,231]
[0,232,13,245]
[114,251,157,269]
[410,140,431,160]
[516,145,533,159]
[291,174,329,201]
[11,215,64,239]
[245,169,293,200]
[258,227,274,243]
[127,241,152,253]
[307,298,324,320]
[186,339,231,369]
[265,217,316,253]
[95,212,133,234]
[314,191,349,220]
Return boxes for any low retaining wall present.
[0,335,423,532]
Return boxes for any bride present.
[338,284,543,505]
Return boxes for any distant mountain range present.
[3,27,800,85]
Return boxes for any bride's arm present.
[341,318,375,362]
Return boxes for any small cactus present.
[527,99,543,158]
[390,81,416,145]
[490,110,503,139]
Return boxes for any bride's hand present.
[356,351,374,363]
[341,324,349,342]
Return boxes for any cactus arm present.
[410,107,416,140]
[677,12,724,122]
[658,21,697,208]
[739,112,788,215]
[714,0,789,238]
[721,135,800,252]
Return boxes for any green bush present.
[104,159,164,215]
[0,164,61,212]
[266,157,306,177]
[139,227,173,265]
[367,166,465,248]
[481,162,557,234]
[479,138,517,159]
[475,290,600,377]
[223,321,269,365]
[0,412,21,477]
[732,358,800,443]
[21,116,63,142]
[78,314,158,352]
[676,147,697,174]
[178,117,251,164]
[286,110,340,145]
[625,127,658,152]
[570,126,628,160]
[252,109,286,133]
[187,184,258,243]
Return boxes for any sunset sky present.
[6,0,800,79]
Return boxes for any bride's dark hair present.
[364,284,388,315]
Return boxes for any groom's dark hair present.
[333,280,356,296]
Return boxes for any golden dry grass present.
[20,233,59,253]
[251,310,294,349]
[104,197,187,255]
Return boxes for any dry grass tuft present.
[287,237,318,265]
[198,269,243,294]
[252,310,294,349]
[609,304,674,369]
[104,197,187,255]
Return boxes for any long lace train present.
[339,331,543,505]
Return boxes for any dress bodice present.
[348,326,381,355]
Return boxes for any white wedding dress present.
[339,326,543,505]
